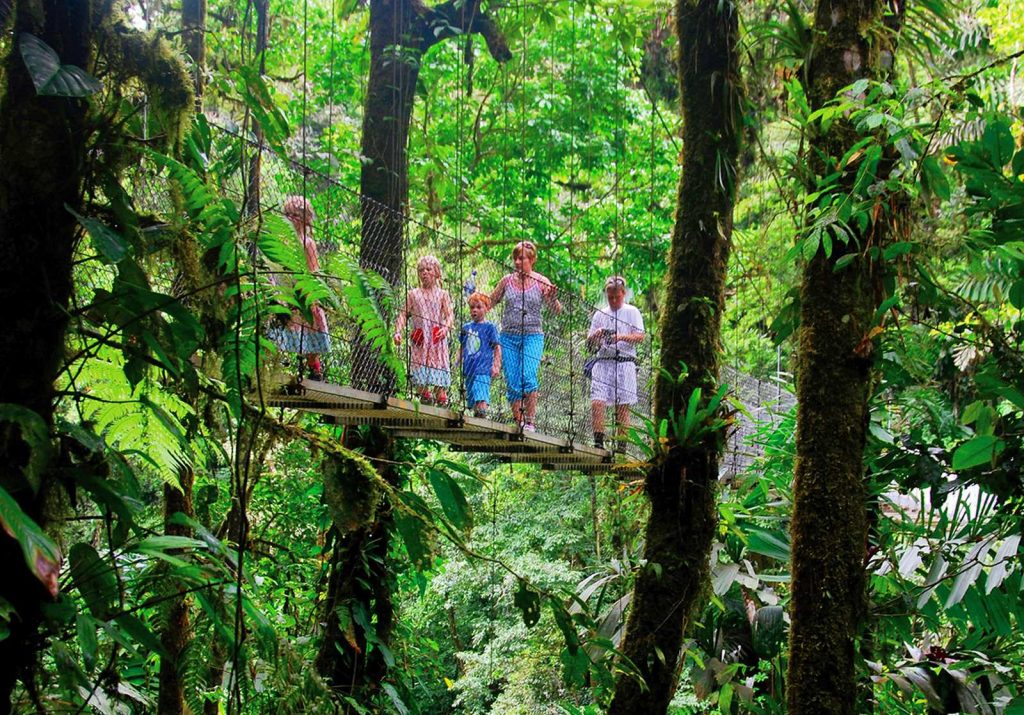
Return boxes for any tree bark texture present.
[608,2,741,713]
[0,2,93,710]
[315,431,399,696]
[243,0,269,221]
[181,0,206,104]
[787,2,903,713]
[352,0,510,392]
[157,468,196,715]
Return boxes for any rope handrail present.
[112,133,655,452]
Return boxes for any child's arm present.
[393,291,411,345]
[302,234,322,274]
[441,291,454,336]
[491,342,502,378]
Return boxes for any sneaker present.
[594,432,606,450]
[523,422,536,433]
[473,408,488,419]
[308,370,324,382]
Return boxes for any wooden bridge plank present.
[261,377,626,472]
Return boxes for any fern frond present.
[69,353,197,485]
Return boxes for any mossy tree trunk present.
[352,0,510,391]
[314,440,399,695]
[182,0,206,104]
[243,0,269,221]
[157,468,196,715]
[787,2,904,713]
[315,0,510,700]
[0,1,94,710]
[608,1,741,712]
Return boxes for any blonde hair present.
[282,195,315,225]
[417,254,443,284]
[511,240,537,261]
[467,292,491,310]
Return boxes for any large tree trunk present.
[787,2,903,713]
[352,0,510,392]
[157,468,196,715]
[0,2,94,710]
[182,0,206,104]
[156,6,208,706]
[243,0,269,222]
[314,437,399,695]
[316,0,509,699]
[608,2,741,712]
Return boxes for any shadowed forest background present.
[1,0,1023,713]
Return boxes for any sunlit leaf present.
[0,485,61,597]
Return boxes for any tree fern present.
[956,255,1022,306]
[69,351,197,485]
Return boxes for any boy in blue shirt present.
[458,292,502,418]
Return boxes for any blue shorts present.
[465,374,492,405]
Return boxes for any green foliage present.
[18,32,102,97]
[12,0,1024,713]
[0,485,61,597]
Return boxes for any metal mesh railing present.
[85,124,792,467]
[719,365,796,479]
[177,125,656,452]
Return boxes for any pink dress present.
[404,287,452,386]
[296,233,329,337]
[268,230,330,354]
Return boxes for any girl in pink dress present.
[393,255,453,405]
[269,196,331,381]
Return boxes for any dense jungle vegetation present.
[1,0,1024,713]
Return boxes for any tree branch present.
[416,0,512,62]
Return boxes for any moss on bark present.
[315,429,399,695]
[787,2,903,713]
[0,2,94,709]
[158,467,196,715]
[608,1,741,712]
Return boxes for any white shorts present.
[590,360,638,405]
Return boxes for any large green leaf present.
[951,434,1004,470]
[69,543,118,620]
[427,468,472,531]
[394,509,433,571]
[744,528,791,563]
[751,605,786,658]
[76,613,99,670]
[0,403,54,492]
[19,33,101,97]
[234,65,290,155]
[0,485,61,597]
[68,207,127,263]
[114,613,167,658]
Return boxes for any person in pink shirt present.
[268,196,331,381]
[394,255,454,406]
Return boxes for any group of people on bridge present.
[270,196,646,451]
